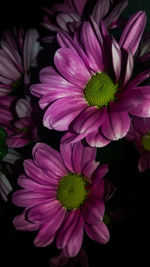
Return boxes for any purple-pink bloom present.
[0,28,40,96]
[31,12,150,147]
[13,141,110,257]
[0,96,37,148]
[42,0,128,42]
[126,117,150,172]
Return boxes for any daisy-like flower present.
[31,11,150,147]
[0,96,37,148]
[42,0,128,42]
[0,28,40,96]
[13,141,111,257]
[126,117,150,172]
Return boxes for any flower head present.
[42,0,128,42]
[31,11,150,147]
[13,141,110,257]
[0,28,40,96]
[127,117,150,172]
[0,96,37,148]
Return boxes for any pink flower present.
[0,28,40,96]
[13,141,110,257]
[42,0,128,42]
[126,117,150,172]
[31,12,149,147]
[0,96,37,148]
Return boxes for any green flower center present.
[84,72,118,108]
[142,132,150,151]
[57,173,88,210]
[0,126,8,161]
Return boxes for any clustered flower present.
[0,0,150,266]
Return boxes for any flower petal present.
[82,199,105,224]
[112,38,121,81]
[13,212,40,231]
[92,164,109,185]
[102,112,130,140]
[43,96,87,131]
[33,142,67,177]
[85,221,110,244]
[54,48,90,87]
[86,129,110,148]
[119,11,146,55]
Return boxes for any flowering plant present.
[0,0,150,266]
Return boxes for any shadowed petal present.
[13,212,40,231]
[82,199,105,224]
[119,11,146,55]
[85,221,110,244]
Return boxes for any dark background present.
[0,0,150,266]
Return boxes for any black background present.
[0,0,150,266]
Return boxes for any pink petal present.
[80,22,104,72]
[54,48,90,87]
[24,159,58,186]
[82,160,99,180]
[123,52,134,85]
[13,212,40,231]
[92,0,110,25]
[102,111,130,141]
[86,129,110,148]
[43,96,87,131]
[72,142,96,174]
[112,38,122,81]
[33,142,68,177]
[71,106,106,135]
[92,164,109,185]
[119,11,146,55]
[82,199,105,224]
[85,221,110,244]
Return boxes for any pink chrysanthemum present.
[127,117,150,172]
[13,141,111,257]
[31,11,150,147]
[0,28,40,96]
[42,0,128,42]
[0,96,37,148]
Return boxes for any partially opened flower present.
[31,11,150,147]
[126,117,150,172]
[42,0,128,42]
[0,28,40,96]
[13,141,110,257]
[0,96,37,148]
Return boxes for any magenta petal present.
[92,164,109,185]
[119,11,146,55]
[133,117,150,135]
[110,89,143,112]
[28,200,64,223]
[80,22,104,72]
[43,97,87,131]
[82,160,99,180]
[56,210,79,249]
[82,199,105,224]
[34,207,65,247]
[13,190,53,208]
[92,0,110,25]
[33,142,67,177]
[125,69,150,90]
[13,212,40,231]
[62,213,84,257]
[112,38,121,81]
[18,174,54,192]
[86,129,110,148]
[61,131,88,144]
[130,100,150,117]
[56,12,79,31]
[72,106,106,135]
[72,142,96,174]
[102,112,130,141]
[24,159,58,186]
[85,221,110,244]
[54,48,90,87]
[60,143,75,173]
[123,52,134,85]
